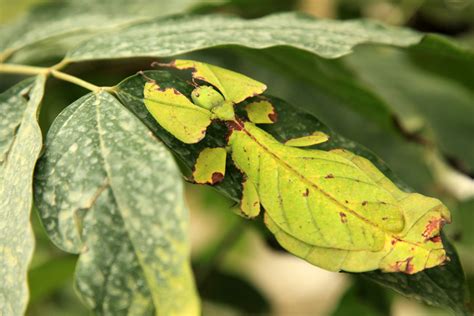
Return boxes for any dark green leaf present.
[408,34,474,92]
[347,45,474,174]
[0,75,45,316]
[34,92,199,315]
[116,70,468,314]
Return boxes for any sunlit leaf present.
[34,92,199,315]
[0,76,45,316]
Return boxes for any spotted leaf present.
[0,76,45,316]
[34,92,199,316]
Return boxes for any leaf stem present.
[0,63,115,93]
[50,69,101,92]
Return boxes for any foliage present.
[0,1,473,315]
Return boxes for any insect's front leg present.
[193,147,227,184]
[239,177,261,218]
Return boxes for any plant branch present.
[0,63,49,76]
[0,63,114,93]
[50,69,101,92]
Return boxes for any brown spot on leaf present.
[428,235,442,243]
[393,256,415,274]
[391,239,397,245]
[325,174,334,179]
[303,188,309,197]
[405,257,415,274]
[211,172,224,184]
[422,217,445,239]
[345,200,349,204]
[268,111,278,123]
[339,212,347,223]
[362,201,368,206]
[382,217,388,221]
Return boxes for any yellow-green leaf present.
[144,81,212,144]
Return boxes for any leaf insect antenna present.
[186,79,199,88]
[151,61,175,68]
[137,70,156,84]
[182,175,196,184]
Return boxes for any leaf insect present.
[143,60,451,274]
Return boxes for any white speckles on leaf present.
[34,92,199,315]
[0,76,45,316]
[1,0,217,62]
[67,13,422,62]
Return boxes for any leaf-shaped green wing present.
[143,81,212,144]
[228,121,450,273]
[229,122,405,251]
[172,59,267,104]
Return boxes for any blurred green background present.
[1,0,473,315]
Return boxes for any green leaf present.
[115,70,468,313]
[34,92,199,315]
[0,0,220,62]
[409,34,474,92]
[347,45,474,174]
[0,75,45,316]
[65,13,422,62]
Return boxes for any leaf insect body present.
[143,60,451,275]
